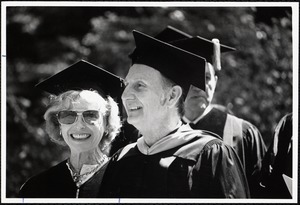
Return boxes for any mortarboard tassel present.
[212,38,221,71]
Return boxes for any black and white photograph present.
[1,1,298,203]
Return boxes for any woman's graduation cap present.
[35,60,124,99]
[131,30,206,95]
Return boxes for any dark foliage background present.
[5,6,292,197]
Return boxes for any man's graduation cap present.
[170,36,236,71]
[153,25,236,71]
[154,25,192,42]
[35,60,124,99]
[131,30,206,94]
[128,26,191,63]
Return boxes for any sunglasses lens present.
[82,110,99,124]
[57,111,77,124]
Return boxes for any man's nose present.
[122,86,134,101]
[205,83,210,93]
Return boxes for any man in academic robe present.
[98,30,250,198]
[155,26,266,198]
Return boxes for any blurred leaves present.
[5,6,292,197]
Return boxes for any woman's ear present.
[167,85,182,107]
[104,127,109,136]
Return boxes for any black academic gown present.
[19,160,107,198]
[188,108,266,197]
[260,113,293,198]
[109,121,140,157]
[98,130,250,198]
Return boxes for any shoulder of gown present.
[19,160,71,197]
[193,139,251,198]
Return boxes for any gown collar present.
[137,123,202,155]
[182,104,213,124]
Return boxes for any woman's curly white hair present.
[43,90,122,154]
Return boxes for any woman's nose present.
[74,115,86,128]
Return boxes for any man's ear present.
[212,75,218,92]
[166,85,182,107]
[215,75,218,84]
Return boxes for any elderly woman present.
[19,60,123,198]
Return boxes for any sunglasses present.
[57,110,100,125]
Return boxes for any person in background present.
[153,26,266,198]
[98,30,250,198]
[19,60,123,198]
[259,113,293,198]
[211,104,234,115]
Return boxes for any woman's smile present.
[70,133,91,140]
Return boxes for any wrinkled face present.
[121,64,168,130]
[184,63,218,111]
[59,92,106,153]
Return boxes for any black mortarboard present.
[154,25,192,42]
[35,60,124,98]
[131,30,206,94]
[129,26,191,63]
[170,36,236,71]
